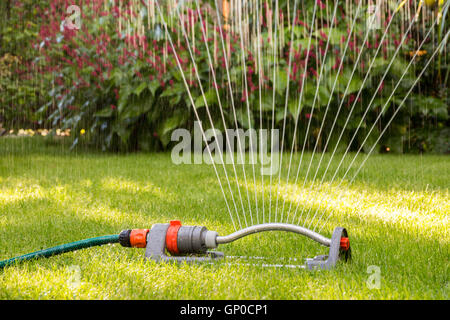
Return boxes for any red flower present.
[241,90,247,102]
[348,94,356,104]
[378,81,385,93]
[317,0,326,10]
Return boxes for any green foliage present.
[0,0,45,128]
[1,0,448,154]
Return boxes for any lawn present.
[0,137,448,299]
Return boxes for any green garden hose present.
[0,235,119,270]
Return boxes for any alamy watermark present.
[64,5,82,30]
[171,121,280,176]
[367,2,382,30]
[67,264,82,289]
[366,265,381,289]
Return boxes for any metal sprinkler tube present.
[215,223,332,247]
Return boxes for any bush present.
[0,0,47,129]
[3,0,448,153]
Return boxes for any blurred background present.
[0,0,448,154]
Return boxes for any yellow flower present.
[80,129,86,135]
[424,0,437,7]
[408,50,427,57]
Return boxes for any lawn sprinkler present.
[0,221,350,270]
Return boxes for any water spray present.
[0,221,350,270]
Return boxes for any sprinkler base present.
[305,227,351,270]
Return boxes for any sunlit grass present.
[245,177,449,240]
[0,137,448,299]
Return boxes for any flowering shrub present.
[2,0,448,153]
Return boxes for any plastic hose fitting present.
[165,221,218,255]
[119,221,218,255]
[165,220,182,254]
[119,229,149,248]
[119,229,132,247]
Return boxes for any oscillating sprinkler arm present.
[215,223,332,247]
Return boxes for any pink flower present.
[378,81,385,93]
[241,90,247,102]
[348,94,356,104]
[296,19,307,28]
[317,0,326,10]
[332,57,341,70]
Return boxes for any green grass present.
[0,137,448,299]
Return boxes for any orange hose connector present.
[130,229,149,248]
